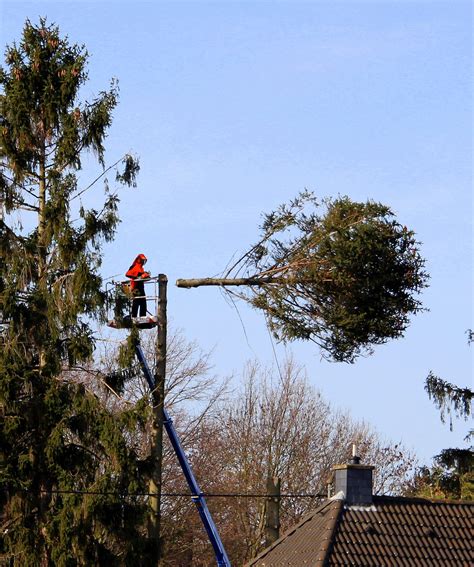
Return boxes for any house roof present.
[248,493,474,566]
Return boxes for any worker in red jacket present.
[126,254,150,317]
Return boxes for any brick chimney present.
[331,446,374,505]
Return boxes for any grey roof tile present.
[247,495,474,567]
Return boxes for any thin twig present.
[70,155,125,201]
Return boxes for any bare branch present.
[70,155,126,201]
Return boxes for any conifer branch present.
[10,196,39,212]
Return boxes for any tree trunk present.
[264,476,281,547]
[148,274,168,565]
[37,143,48,372]
[176,276,281,288]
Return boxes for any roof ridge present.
[373,494,474,506]
[316,499,345,567]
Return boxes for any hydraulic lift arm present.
[135,343,231,567]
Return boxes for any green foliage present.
[425,372,473,434]
[235,191,428,362]
[422,331,473,503]
[437,448,474,475]
[0,19,145,564]
[467,328,473,344]
[408,448,474,501]
[102,327,142,393]
[118,326,140,370]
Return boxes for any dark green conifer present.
[418,332,474,501]
[0,19,146,564]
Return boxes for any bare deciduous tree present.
[67,339,417,566]
[161,357,417,565]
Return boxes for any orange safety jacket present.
[126,254,150,290]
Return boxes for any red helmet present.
[133,254,147,265]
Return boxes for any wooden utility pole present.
[148,274,168,564]
[265,476,281,547]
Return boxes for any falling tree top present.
[177,191,429,363]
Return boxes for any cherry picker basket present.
[106,277,159,329]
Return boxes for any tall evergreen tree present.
[414,331,474,501]
[0,19,147,564]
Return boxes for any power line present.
[3,488,325,499]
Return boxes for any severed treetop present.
[177,191,429,363]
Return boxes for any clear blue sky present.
[2,1,472,465]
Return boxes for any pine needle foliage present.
[408,449,474,501]
[425,373,473,432]
[228,191,428,362]
[425,330,473,440]
[421,331,473,499]
[0,19,147,564]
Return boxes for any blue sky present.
[2,1,472,465]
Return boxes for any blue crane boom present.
[135,343,231,567]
